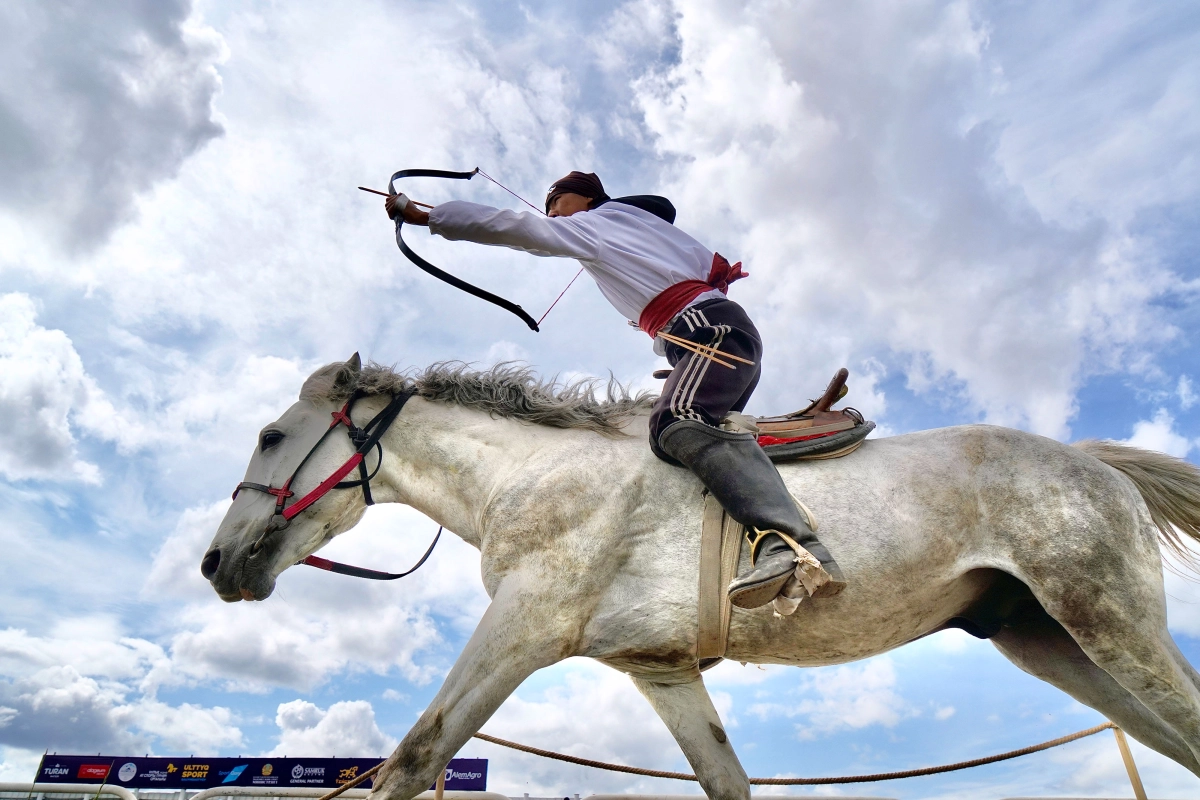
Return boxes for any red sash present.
[637,253,748,336]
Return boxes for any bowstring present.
[476,168,546,216]
[474,167,583,326]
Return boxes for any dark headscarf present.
[545,171,610,212]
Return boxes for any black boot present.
[657,420,847,609]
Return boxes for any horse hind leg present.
[1013,521,1200,776]
[990,597,1200,775]
[631,675,750,800]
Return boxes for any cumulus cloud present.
[0,624,240,754]
[1122,408,1194,458]
[1180,376,1197,410]
[0,0,224,249]
[150,503,486,692]
[0,294,106,483]
[477,659,687,796]
[1,2,1198,795]
[1047,725,1200,798]
[0,664,241,754]
[268,700,394,758]
[0,746,43,782]
[632,0,1194,437]
[747,658,912,739]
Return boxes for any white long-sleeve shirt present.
[427,200,725,324]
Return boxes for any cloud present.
[0,294,104,483]
[0,664,241,754]
[150,503,486,692]
[0,746,43,782]
[0,0,225,250]
[0,625,241,755]
[1047,724,1200,798]
[747,657,912,739]
[1122,408,1194,458]
[268,700,395,758]
[1179,376,1196,410]
[475,659,687,796]
[630,0,1194,438]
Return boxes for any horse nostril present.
[201,548,222,580]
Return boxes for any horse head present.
[201,353,378,601]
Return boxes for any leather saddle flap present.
[756,410,858,438]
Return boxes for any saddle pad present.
[763,421,875,462]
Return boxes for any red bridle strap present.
[280,452,364,521]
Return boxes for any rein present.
[232,390,442,580]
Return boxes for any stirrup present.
[744,527,832,595]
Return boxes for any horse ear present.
[331,353,362,394]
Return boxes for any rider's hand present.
[385,193,429,226]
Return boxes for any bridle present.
[232,390,442,580]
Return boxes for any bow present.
[388,167,542,331]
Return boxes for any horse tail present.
[1074,439,1200,568]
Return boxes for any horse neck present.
[371,397,547,549]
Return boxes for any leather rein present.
[232,390,442,581]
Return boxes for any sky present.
[1,0,1199,798]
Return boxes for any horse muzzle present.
[201,528,280,602]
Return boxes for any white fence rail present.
[0,783,138,800]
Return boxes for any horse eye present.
[261,431,285,451]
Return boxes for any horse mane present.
[301,360,656,437]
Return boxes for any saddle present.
[721,368,875,461]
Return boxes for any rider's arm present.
[426,200,600,260]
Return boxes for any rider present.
[385,171,846,609]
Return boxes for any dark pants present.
[649,298,763,462]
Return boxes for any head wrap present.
[545,171,609,212]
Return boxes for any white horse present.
[202,356,1200,799]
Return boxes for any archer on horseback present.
[384,171,845,609]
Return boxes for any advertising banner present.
[35,755,487,792]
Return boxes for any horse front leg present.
[370,580,568,800]
[632,675,749,800]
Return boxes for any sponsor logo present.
[118,763,138,783]
[446,769,484,781]
[182,764,210,781]
[222,765,248,784]
[336,766,359,785]
[78,765,111,780]
[252,763,277,786]
[288,764,326,784]
[167,764,178,773]
[42,764,70,778]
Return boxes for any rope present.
[315,762,384,800]
[472,722,1117,786]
